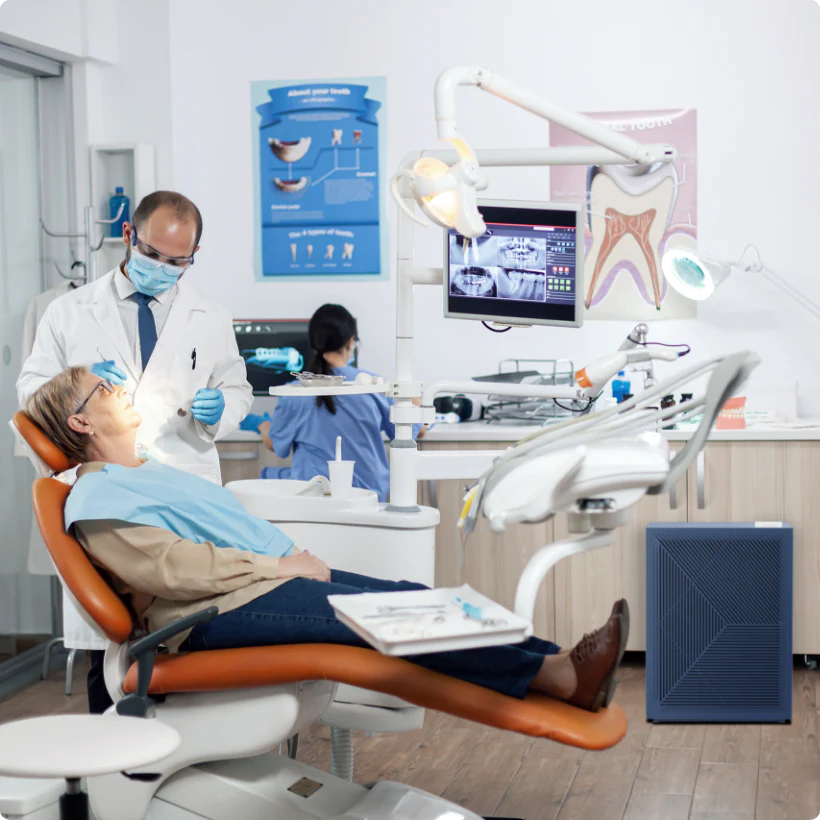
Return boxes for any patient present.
[26,367,630,712]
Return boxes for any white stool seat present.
[0,715,180,779]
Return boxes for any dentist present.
[17,190,252,712]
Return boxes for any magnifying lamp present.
[662,245,820,322]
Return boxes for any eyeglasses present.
[132,228,196,268]
[72,380,115,416]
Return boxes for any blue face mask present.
[347,340,358,366]
[126,248,183,296]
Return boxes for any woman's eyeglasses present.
[72,380,115,416]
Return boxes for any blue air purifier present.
[646,523,792,723]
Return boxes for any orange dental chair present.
[5,409,626,820]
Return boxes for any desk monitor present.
[233,319,312,395]
[444,200,583,328]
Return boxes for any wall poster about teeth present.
[252,77,387,280]
[550,109,697,320]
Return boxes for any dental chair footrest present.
[124,643,627,750]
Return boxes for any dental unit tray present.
[271,373,391,397]
[475,359,583,425]
[328,584,533,656]
[291,371,346,387]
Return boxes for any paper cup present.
[328,460,355,498]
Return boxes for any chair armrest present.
[117,606,219,717]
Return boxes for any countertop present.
[219,420,820,445]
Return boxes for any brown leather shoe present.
[610,599,630,667]
[567,610,626,712]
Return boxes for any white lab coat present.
[14,282,75,578]
[17,267,253,648]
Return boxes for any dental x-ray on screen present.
[445,201,583,328]
[233,320,313,395]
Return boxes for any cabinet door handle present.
[697,450,706,510]
[668,451,677,510]
[219,451,260,462]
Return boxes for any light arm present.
[758,267,820,323]
[434,66,676,166]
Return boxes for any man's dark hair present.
[132,190,203,249]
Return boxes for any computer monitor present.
[233,319,312,395]
[444,199,583,328]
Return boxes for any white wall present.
[0,0,118,63]
[166,0,820,413]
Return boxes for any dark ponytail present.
[308,304,358,414]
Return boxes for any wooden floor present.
[2,658,819,820]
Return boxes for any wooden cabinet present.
[216,441,290,485]
[687,442,784,523]
[689,442,820,654]
[421,437,820,654]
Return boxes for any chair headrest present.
[12,411,77,475]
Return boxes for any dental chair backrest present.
[12,411,135,645]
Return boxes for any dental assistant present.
[253,304,423,502]
[16,190,252,714]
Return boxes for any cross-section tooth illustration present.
[273,177,309,193]
[268,137,312,163]
[584,163,678,311]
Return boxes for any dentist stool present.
[0,715,179,819]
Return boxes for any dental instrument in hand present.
[91,349,127,386]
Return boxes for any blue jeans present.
[182,570,559,699]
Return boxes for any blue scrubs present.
[262,366,420,502]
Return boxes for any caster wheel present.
[805,654,817,670]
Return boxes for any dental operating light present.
[391,66,676,239]
[662,245,820,323]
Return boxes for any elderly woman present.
[25,366,629,712]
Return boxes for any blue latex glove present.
[90,360,127,385]
[239,412,272,432]
[239,413,266,432]
[191,388,226,426]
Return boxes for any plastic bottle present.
[612,371,631,403]
[110,187,130,237]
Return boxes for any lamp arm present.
[757,266,820,324]
[434,66,676,166]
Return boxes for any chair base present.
[0,752,487,819]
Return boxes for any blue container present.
[646,523,792,723]
[109,187,130,237]
[611,371,631,403]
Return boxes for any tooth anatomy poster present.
[252,77,386,280]
[550,109,697,320]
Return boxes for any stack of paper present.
[328,584,533,656]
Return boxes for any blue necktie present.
[132,292,157,372]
